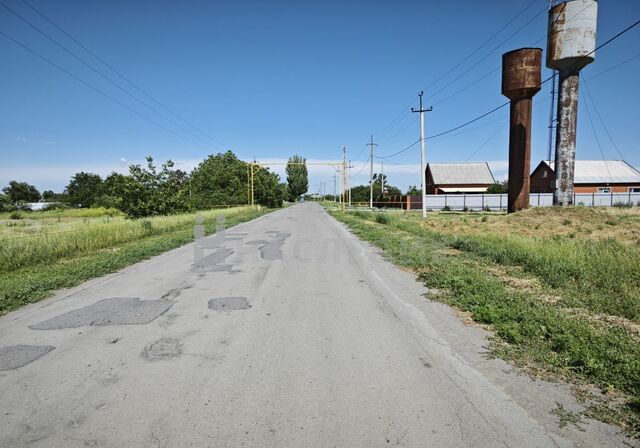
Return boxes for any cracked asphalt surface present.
[0,203,632,447]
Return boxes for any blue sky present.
[1,0,639,194]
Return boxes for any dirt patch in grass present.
[416,207,640,245]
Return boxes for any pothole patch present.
[208,297,251,311]
[0,345,55,371]
[29,298,174,330]
[142,338,183,361]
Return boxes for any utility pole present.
[411,92,432,218]
[381,161,384,195]
[251,157,256,207]
[547,70,557,162]
[368,135,377,208]
[333,172,338,202]
[342,146,347,209]
[348,159,352,206]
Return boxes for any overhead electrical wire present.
[0,30,209,151]
[373,1,547,155]
[373,1,541,143]
[351,156,371,178]
[377,140,420,160]
[1,0,227,152]
[581,74,626,161]
[423,17,640,143]
[18,0,230,150]
[426,7,547,102]
[424,0,540,94]
[584,52,640,82]
[379,116,419,145]
[581,88,614,183]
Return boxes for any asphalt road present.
[0,203,631,447]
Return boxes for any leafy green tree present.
[3,181,41,203]
[350,174,402,204]
[372,173,401,197]
[190,151,249,208]
[0,194,13,211]
[254,168,286,208]
[189,151,285,209]
[95,157,189,217]
[407,185,421,195]
[66,172,103,207]
[286,155,308,201]
[42,190,68,202]
[487,180,508,194]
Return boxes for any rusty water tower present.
[547,0,598,205]
[502,48,543,213]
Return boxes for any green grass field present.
[0,206,270,316]
[330,207,640,436]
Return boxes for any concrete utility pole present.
[333,172,338,202]
[411,92,432,218]
[381,161,384,195]
[251,157,256,207]
[547,70,557,163]
[368,136,377,208]
[348,160,352,206]
[342,146,347,208]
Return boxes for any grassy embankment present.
[330,206,640,436]
[0,206,270,315]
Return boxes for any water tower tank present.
[547,0,598,71]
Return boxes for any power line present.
[581,88,613,183]
[377,139,420,160]
[425,1,597,111]
[424,17,640,142]
[1,0,225,152]
[0,30,208,150]
[379,116,419,145]
[426,101,510,140]
[371,1,541,143]
[581,74,626,160]
[18,0,230,150]
[432,66,501,107]
[426,6,547,102]
[584,52,640,82]
[424,0,540,95]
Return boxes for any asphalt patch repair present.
[142,338,183,361]
[208,297,251,311]
[0,345,55,371]
[29,298,174,330]
[259,232,291,260]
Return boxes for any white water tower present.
[546,0,598,205]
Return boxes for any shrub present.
[375,213,390,224]
[9,212,22,220]
[613,201,632,208]
[442,205,452,212]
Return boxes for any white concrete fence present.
[419,192,640,211]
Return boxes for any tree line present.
[1,151,312,217]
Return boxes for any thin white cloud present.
[13,136,28,143]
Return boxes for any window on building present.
[542,171,548,178]
[598,187,611,194]
[629,187,640,193]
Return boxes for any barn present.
[530,160,640,194]
[425,162,496,194]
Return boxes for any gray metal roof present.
[428,162,495,185]
[546,160,640,184]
